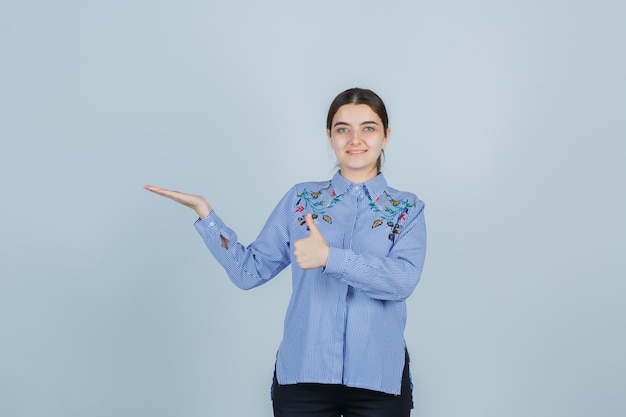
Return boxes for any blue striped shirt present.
[194,171,426,395]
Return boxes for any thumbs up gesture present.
[294,213,330,270]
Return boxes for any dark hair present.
[326,88,389,171]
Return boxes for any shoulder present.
[274,179,334,208]
[379,184,425,213]
[286,179,336,202]
[292,179,333,193]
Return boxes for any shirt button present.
[209,221,215,226]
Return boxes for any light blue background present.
[1,1,624,416]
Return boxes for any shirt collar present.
[331,171,388,201]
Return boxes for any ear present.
[327,129,332,143]
[382,128,391,149]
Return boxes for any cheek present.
[367,137,386,150]
[331,145,345,159]
[330,137,346,152]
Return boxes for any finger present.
[144,184,172,195]
[145,185,188,202]
[305,213,321,236]
[145,186,172,199]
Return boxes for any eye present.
[363,126,375,132]
[337,127,349,133]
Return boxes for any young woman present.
[145,88,427,417]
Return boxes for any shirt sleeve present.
[194,188,294,290]
[323,200,427,301]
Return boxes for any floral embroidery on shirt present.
[369,191,414,241]
[295,182,342,226]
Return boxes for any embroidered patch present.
[369,191,414,241]
[295,182,341,226]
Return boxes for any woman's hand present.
[294,213,330,269]
[144,184,212,219]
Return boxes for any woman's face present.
[327,104,390,183]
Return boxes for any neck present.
[339,167,379,184]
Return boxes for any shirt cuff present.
[324,247,348,277]
[193,211,222,239]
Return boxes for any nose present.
[350,131,362,144]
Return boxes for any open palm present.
[144,184,212,219]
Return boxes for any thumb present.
[305,213,320,235]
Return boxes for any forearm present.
[324,207,426,301]
[194,211,289,290]
[324,247,424,301]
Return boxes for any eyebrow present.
[333,121,379,128]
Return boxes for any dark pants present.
[272,351,413,417]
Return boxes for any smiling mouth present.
[347,150,366,155]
